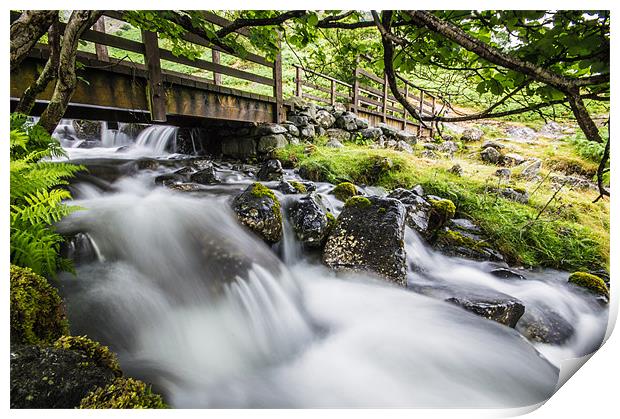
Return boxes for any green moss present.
[333,182,358,201]
[10,265,69,345]
[436,229,488,250]
[378,207,387,214]
[568,272,609,299]
[79,377,168,409]
[428,199,456,229]
[250,182,282,224]
[326,212,336,228]
[345,195,372,209]
[289,181,307,194]
[54,335,122,377]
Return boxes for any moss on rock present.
[289,181,307,194]
[427,199,456,232]
[54,335,122,377]
[79,377,167,409]
[333,182,358,201]
[568,271,609,299]
[344,196,372,209]
[10,265,69,346]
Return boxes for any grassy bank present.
[276,141,609,271]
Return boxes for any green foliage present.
[79,377,168,409]
[54,335,123,377]
[568,272,609,299]
[10,113,83,277]
[332,182,358,201]
[10,264,69,345]
[565,127,609,163]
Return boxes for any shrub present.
[10,264,69,345]
[79,378,168,409]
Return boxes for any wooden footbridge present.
[10,11,442,136]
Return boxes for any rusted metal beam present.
[141,30,167,122]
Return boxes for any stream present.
[50,121,608,408]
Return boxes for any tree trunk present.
[15,19,61,115]
[38,11,104,134]
[10,11,58,71]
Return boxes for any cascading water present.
[52,122,608,408]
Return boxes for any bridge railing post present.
[403,84,409,131]
[382,73,388,123]
[417,91,424,137]
[352,67,360,113]
[141,29,167,122]
[273,39,284,123]
[212,50,221,85]
[430,95,436,138]
[295,65,303,98]
[93,16,109,61]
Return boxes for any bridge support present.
[141,30,167,122]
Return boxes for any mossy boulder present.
[10,265,69,346]
[445,294,525,328]
[387,188,432,234]
[79,377,167,409]
[433,228,504,262]
[568,272,609,300]
[257,159,284,181]
[427,198,456,232]
[10,344,116,408]
[289,193,333,248]
[332,182,358,201]
[54,335,122,377]
[232,182,283,243]
[323,196,407,285]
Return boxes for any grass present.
[276,141,609,271]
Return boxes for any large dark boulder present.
[232,183,283,243]
[323,196,407,285]
[189,165,219,184]
[445,294,525,328]
[387,188,432,235]
[289,193,334,248]
[10,344,116,408]
[516,307,575,345]
[257,159,284,181]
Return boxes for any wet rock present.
[501,153,525,167]
[326,128,351,142]
[396,141,414,153]
[335,112,358,131]
[446,294,525,328]
[518,158,542,180]
[283,123,300,137]
[136,159,159,170]
[289,193,333,248]
[174,166,195,176]
[438,141,458,155]
[448,164,463,176]
[189,166,219,184]
[257,134,288,153]
[10,344,116,408]
[461,128,484,142]
[396,130,417,143]
[323,196,407,285]
[326,138,344,148]
[355,118,369,129]
[254,123,288,136]
[232,183,283,243]
[495,168,511,180]
[377,123,399,138]
[257,159,284,181]
[489,268,527,280]
[278,180,307,195]
[517,307,575,345]
[412,184,425,196]
[481,146,502,164]
[358,127,383,140]
[154,173,184,186]
[289,115,309,127]
[167,183,205,192]
[299,125,316,139]
[499,187,529,204]
[72,120,101,140]
[427,198,456,233]
[481,140,505,150]
[388,188,431,234]
[315,110,336,129]
[433,228,504,262]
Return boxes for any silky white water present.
[54,123,608,408]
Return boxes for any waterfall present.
[135,126,178,154]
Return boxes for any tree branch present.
[10,10,58,71]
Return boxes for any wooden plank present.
[199,11,251,37]
[77,26,146,54]
[92,17,109,61]
[302,80,332,95]
[181,31,272,67]
[141,30,167,122]
[296,66,303,97]
[158,48,274,86]
[357,68,384,85]
[211,50,221,85]
[403,83,409,131]
[352,67,360,112]
[293,64,352,87]
[330,79,336,106]
[417,91,424,137]
[382,73,388,123]
[273,42,284,123]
